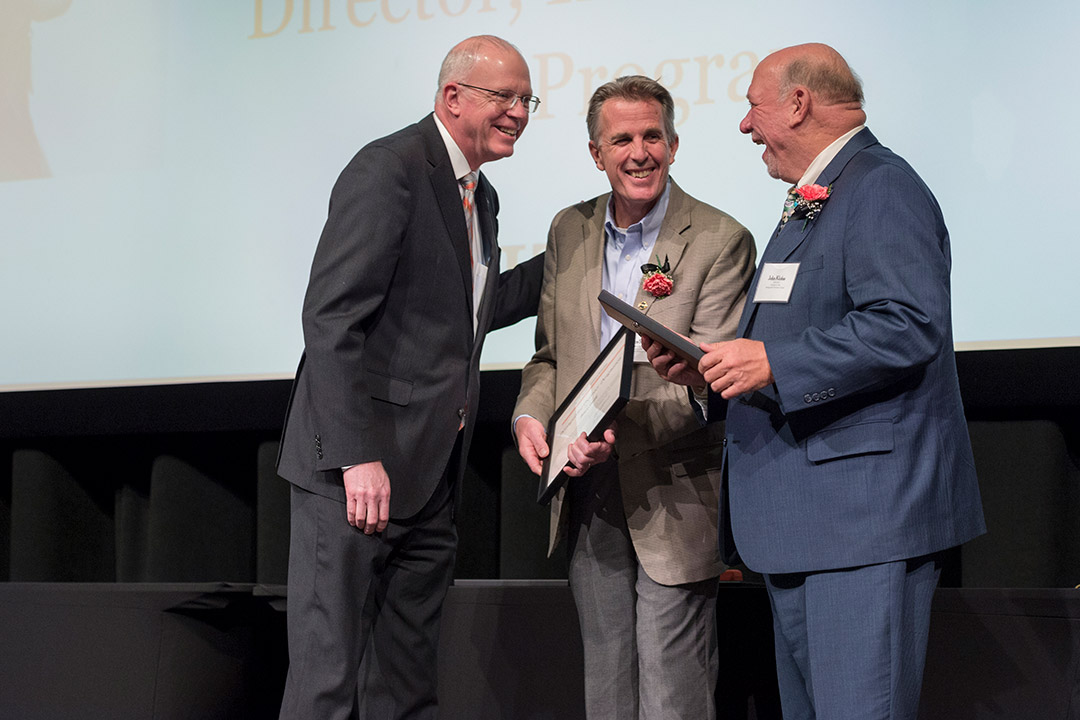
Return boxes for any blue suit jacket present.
[723,128,985,574]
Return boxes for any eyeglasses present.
[457,83,541,114]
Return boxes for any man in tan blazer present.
[513,76,756,719]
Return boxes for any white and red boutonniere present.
[791,183,831,228]
[641,254,673,298]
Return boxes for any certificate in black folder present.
[537,328,634,505]
[597,289,704,365]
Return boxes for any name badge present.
[753,263,799,303]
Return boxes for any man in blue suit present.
[645,43,985,719]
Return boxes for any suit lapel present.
[582,198,606,356]
[737,128,880,338]
[476,174,496,265]
[736,215,815,338]
[763,204,818,262]
[420,115,473,306]
[634,180,689,316]
[816,126,878,188]
[473,174,500,342]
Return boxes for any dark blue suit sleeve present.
[767,161,951,413]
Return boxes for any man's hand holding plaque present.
[643,335,774,399]
[515,416,616,478]
[525,328,635,504]
[598,290,704,367]
[641,334,707,389]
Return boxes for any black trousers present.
[279,444,459,720]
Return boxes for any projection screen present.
[1,0,1076,391]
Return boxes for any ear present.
[789,86,810,127]
[442,83,463,118]
[667,134,679,164]
[589,140,604,171]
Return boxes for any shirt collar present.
[604,179,672,241]
[796,125,865,188]
[433,113,473,182]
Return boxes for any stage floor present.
[0,582,1075,719]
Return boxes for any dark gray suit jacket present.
[278,113,542,518]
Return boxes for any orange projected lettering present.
[533,50,760,125]
[249,0,533,37]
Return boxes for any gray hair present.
[585,75,677,145]
[779,56,864,106]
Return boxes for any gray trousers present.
[567,464,719,720]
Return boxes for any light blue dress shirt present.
[512,181,672,436]
[600,180,671,348]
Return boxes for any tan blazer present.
[514,180,756,586]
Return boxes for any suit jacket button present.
[828,387,836,397]
[811,392,820,402]
[804,393,812,403]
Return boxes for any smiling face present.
[589,98,678,227]
[739,57,800,183]
[444,45,532,170]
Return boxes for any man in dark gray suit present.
[276,35,543,720]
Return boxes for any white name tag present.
[753,263,800,303]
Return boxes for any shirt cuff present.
[691,386,709,420]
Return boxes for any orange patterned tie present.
[461,172,478,265]
[458,172,479,431]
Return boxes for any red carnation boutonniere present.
[790,183,831,229]
[641,254,673,298]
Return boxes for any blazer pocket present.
[806,419,894,464]
[638,424,726,478]
[797,253,824,272]
[366,369,413,407]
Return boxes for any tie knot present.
[779,186,799,227]
[461,172,477,193]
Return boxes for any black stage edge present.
[0,580,782,720]
[956,346,1080,415]
[0,346,1077,439]
[0,379,295,439]
[2,583,1077,719]
[919,588,1080,719]
[0,582,287,720]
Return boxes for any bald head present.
[772,44,864,107]
[433,35,533,170]
[435,35,524,105]
[739,44,867,183]
[757,44,867,133]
